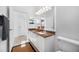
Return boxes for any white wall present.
[56,6,79,51]
[0,40,7,52]
[45,9,54,31]
[9,7,29,51]
[56,6,79,40]
[0,6,7,16]
[0,6,7,52]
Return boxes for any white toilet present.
[57,36,79,52]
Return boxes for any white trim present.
[58,36,79,45]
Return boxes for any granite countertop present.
[29,28,55,38]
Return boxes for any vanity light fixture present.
[35,6,52,15]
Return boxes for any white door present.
[9,7,28,51]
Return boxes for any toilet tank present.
[58,36,79,52]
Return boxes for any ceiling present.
[11,6,54,19]
[12,6,41,18]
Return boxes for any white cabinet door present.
[29,32,43,51]
[34,34,44,52]
[44,36,55,52]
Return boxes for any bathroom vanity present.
[28,28,55,52]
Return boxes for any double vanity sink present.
[28,28,55,52]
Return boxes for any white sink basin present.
[37,32,46,34]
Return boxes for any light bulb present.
[35,6,52,15]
